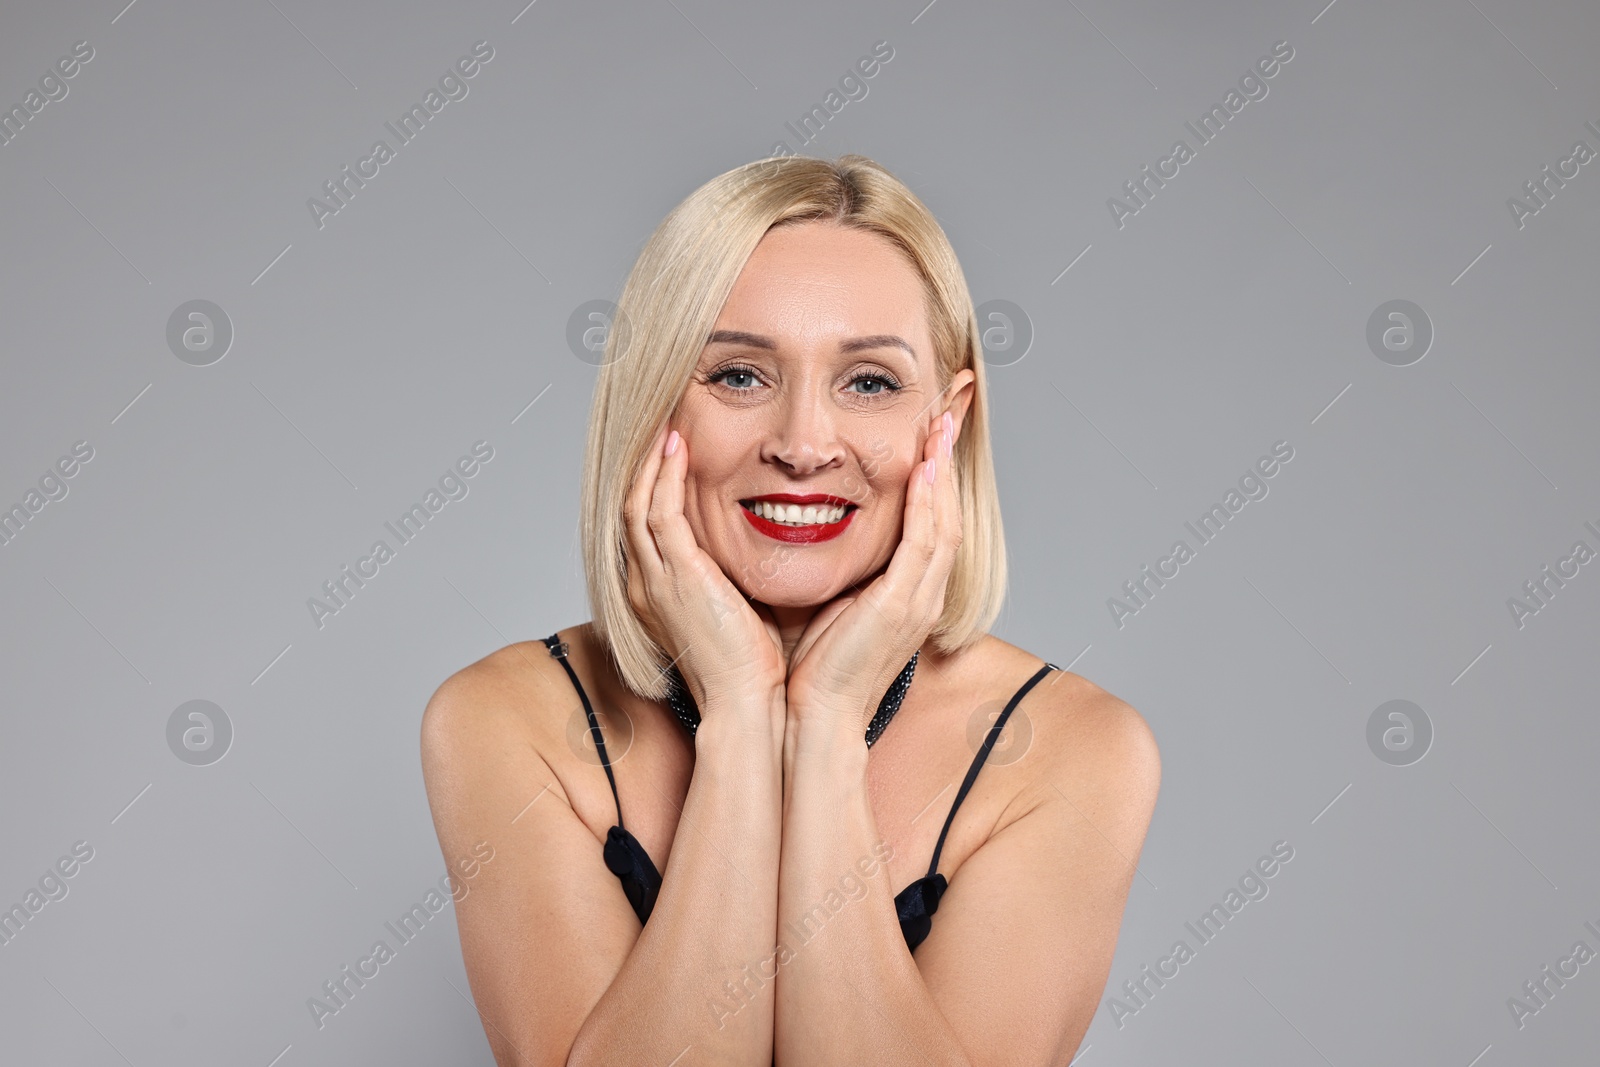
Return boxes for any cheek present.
[861,459,916,518]
[680,459,738,544]
[681,468,713,531]
[852,429,912,475]
[864,436,920,491]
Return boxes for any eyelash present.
[707,362,902,396]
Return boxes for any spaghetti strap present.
[545,629,1059,948]
[925,660,1060,878]
[894,658,1060,951]
[541,634,625,827]
[542,633,664,923]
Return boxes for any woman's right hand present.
[623,422,788,714]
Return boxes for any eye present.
[705,363,902,397]
[846,371,901,396]
[708,363,763,390]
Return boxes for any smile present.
[738,496,858,544]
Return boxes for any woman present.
[421,154,1160,1066]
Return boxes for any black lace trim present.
[663,650,920,748]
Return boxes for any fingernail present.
[925,456,936,484]
[665,430,680,456]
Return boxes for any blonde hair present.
[580,153,1007,699]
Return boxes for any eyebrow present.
[706,329,916,360]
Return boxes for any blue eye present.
[707,364,902,396]
[709,364,761,389]
[848,373,900,395]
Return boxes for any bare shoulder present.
[419,629,579,778]
[980,635,1161,808]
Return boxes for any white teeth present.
[745,501,850,526]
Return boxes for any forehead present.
[712,221,932,363]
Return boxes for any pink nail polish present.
[665,430,679,456]
[925,456,936,484]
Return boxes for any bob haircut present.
[581,153,1007,700]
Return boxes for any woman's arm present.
[421,651,786,1067]
[772,681,1160,1067]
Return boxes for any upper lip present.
[741,492,857,508]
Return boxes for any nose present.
[760,381,845,476]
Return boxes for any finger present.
[859,430,939,631]
[911,414,949,613]
[897,414,953,625]
[648,430,758,651]
[910,416,942,571]
[932,411,961,570]
[926,412,961,620]
[645,426,701,577]
[624,423,671,585]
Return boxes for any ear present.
[938,368,977,445]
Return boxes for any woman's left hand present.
[784,410,962,736]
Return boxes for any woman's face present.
[672,220,974,609]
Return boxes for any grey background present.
[2,0,1596,1063]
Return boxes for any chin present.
[719,549,884,610]
[752,585,843,609]
[726,572,831,608]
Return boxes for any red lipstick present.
[740,493,857,544]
